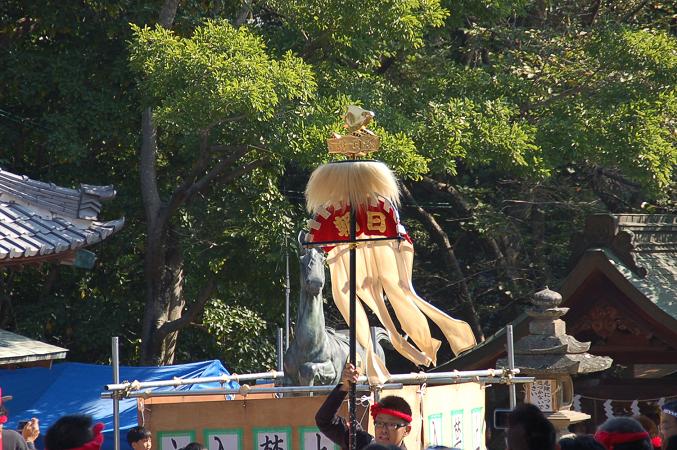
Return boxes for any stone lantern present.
[498,288,613,437]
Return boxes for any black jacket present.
[315,385,409,450]
[315,385,374,450]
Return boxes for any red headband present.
[0,387,6,425]
[370,404,412,423]
[46,423,105,450]
[594,430,650,450]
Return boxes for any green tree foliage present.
[0,0,674,369]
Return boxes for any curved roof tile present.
[0,168,124,265]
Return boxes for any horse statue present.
[283,232,391,387]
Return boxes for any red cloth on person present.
[46,423,104,450]
[594,430,650,450]
[370,404,412,423]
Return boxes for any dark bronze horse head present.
[298,231,325,296]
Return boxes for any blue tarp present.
[0,360,238,450]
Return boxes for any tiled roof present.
[0,329,68,365]
[0,168,124,264]
[615,214,677,319]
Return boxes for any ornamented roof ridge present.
[0,167,124,265]
[570,213,677,277]
[0,168,117,220]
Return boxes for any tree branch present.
[166,130,212,210]
[593,166,642,188]
[401,183,485,341]
[156,271,222,338]
[200,159,265,194]
[164,144,251,219]
[622,0,650,23]
[302,31,330,59]
[421,177,472,214]
[234,0,252,26]
[521,68,602,117]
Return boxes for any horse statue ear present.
[298,230,308,256]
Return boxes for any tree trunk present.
[401,184,485,342]
[139,0,181,364]
[136,0,266,364]
[140,221,185,365]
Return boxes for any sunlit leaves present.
[264,0,449,68]
[201,299,276,372]
[129,20,315,131]
[417,98,545,177]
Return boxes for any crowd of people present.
[1,372,675,450]
[315,363,677,450]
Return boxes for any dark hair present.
[45,415,94,450]
[559,435,606,450]
[376,396,412,417]
[508,403,556,450]
[596,417,652,450]
[181,443,207,450]
[634,416,659,438]
[127,426,152,445]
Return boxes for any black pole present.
[349,204,357,450]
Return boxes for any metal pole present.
[285,235,290,350]
[277,328,284,372]
[507,324,517,409]
[105,370,285,391]
[102,383,405,399]
[102,376,536,400]
[355,368,523,384]
[370,327,380,403]
[105,368,523,393]
[112,337,120,450]
[349,205,357,450]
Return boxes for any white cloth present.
[327,238,476,384]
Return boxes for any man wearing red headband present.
[316,364,412,450]
[594,417,652,450]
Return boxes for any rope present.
[578,394,677,402]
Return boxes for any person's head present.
[559,435,606,450]
[370,395,412,446]
[595,417,652,450]
[0,402,7,425]
[127,426,152,450]
[506,403,556,450]
[635,416,662,449]
[634,416,659,438]
[45,414,105,450]
[0,386,10,427]
[661,401,677,441]
[180,443,206,450]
